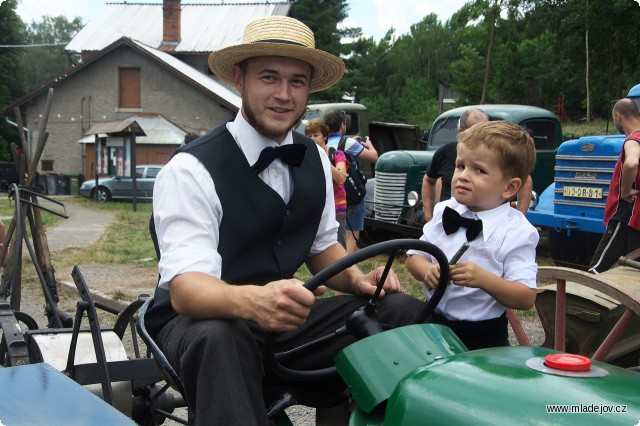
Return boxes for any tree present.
[0,0,26,161]
[23,15,83,91]
[292,0,359,102]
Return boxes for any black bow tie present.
[251,144,307,174]
[442,206,483,241]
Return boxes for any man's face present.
[232,56,312,142]
[614,111,624,134]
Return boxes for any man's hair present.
[304,118,329,138]
[613,98,640,118]
[458,121,536,183]
[325,110,346,133]
[459,108,489,131]
[184,132,199,144]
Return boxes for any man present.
[589,98,640,273]
[422,108,533,222]
[145,16,424,425]
[325,110,378,253]
[422,108,488,222]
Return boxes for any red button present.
[544,354,592,371]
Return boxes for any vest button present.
[276,239,283,247]
[285,209,291,216]
[283,273,291,279]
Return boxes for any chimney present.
[161,0,181,52]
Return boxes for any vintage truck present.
[363,104,563,240]
[293,102,424,178]
[525,83,640,266]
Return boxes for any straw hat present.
[208,16,345,93]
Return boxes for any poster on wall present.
[96,137,132,176]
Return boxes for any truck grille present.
[373,172,407,222]
[553,150,618,218]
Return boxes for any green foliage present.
[334,0,639,126]
[293,0,356,102]
[2,0,637,145]
[0,0,26,161]
[23,15,83,91]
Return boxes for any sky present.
[15,0,468,42]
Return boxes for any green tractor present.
[261,239,640,425]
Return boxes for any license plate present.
[562,186,603,199]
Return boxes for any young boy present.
[407,121,539,350]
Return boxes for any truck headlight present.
[407,191,419,206]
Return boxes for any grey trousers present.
[156,293,425,425]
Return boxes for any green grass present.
[562,118,617,140]
[0,194,66,231]
[13,194,557,303]
[50,197,156,270]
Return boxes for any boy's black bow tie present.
[252,144,307,174]
[442,206,483,241]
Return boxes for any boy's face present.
[452,143,521,212]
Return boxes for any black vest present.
[146,125,326,333]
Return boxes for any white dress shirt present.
[153,112,338,289]
[407,198,539,321]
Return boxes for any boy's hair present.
[304,118,329,138]
[458,121,536,183]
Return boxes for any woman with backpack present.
[305,118,349,248]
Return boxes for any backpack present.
[329,136,367,205]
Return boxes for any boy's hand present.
[449,261,487,288]
[422,263,441,290]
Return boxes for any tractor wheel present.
[511,257,640,367]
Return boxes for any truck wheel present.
[92,187,111,202]
[531,262,640,367]
[548,229,599,268]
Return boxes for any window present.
[522,120,557,151]
[429,116,460,149]
[146,167,161,179]
[41,160,54,172]
[119,68,141,109]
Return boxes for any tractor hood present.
[386,345,640,425]
[336,325,640,425]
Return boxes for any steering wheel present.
[263,239,450,382]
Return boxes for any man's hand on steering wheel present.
[354,266,404,297]
[250,279,325,332]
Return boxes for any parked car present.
[79,165,162,202]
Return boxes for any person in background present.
[589,98,640,273]
[183,132,199,145]
[422,108,533,222]
[305,118,348,248]
[407,121,538,350]
[325,110,378,253]
[146,16,424,425]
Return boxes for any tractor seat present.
[136,296,348,421]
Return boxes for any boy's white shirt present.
[407,198,539,321]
